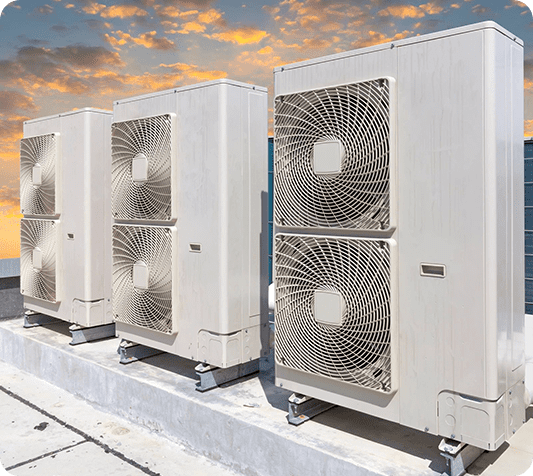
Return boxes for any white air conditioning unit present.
[274,21,525,452]
[20,109,114,335]
[112,80,269,377]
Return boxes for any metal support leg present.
[439,438,485,476]
[117,339,164,364]
[287,393,335,425]
[69,323,116,346]
[23,311,57,328]
[195,359,259,392]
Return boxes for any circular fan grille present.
[275,234,391,392]
[20,134,58,216]
[112,115,173,221]
[112,225,174,334]
[20,219,57,302]
[275,79,390,230]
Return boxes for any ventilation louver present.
[20,218,58,303]
[112,224,175,334]
[275,234,392,392]
[275,79,391,230]
[20,133,59,216]
[112,114,174,221]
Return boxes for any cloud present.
[505,0,527,8]
[419,2,443,14]
[53,45,124,69]
[0,186,20,213]
[352,30,412,49]
[208,26,268,44]
[82,2,149,18]
[158,62,227,81]
[0,92,38,114]
[33,4,54,15]
[471,4,489,14]
[104,31,175,50]
[377,5,425,18]
[526,120,533,136]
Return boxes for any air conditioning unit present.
[112,80,269,387]
[20,109,114,342]
[274,21,525,453]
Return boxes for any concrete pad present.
[8,441,148,476]
[0,317,532,476]
[0,391,84,469]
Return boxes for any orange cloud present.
[106,31,175,50]
[505,0,527,8]
[82,2,148,18]
[378,5,425,18]
[419,2,444,14]
[525,120,533,136]
[155,6,199,18]
[0,213,22,259]
[158,62,227,82]
[353,30,412,49]
[208,26,268,45]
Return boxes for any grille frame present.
[275,233,398,394]
[274,78,396,232]
[111,113,177,223]
[112,224,178,335]
[20,218,60,303]
[20,133,61,217]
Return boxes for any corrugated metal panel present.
[268,137,274,284]
[525,139,533,314]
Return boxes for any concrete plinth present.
[0,317,530,476]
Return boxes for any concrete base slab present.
[0,317,530,476]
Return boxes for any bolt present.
[279,382,283,387]
[451,434,455,439]
[281,67,284,72]
[424,427,429,432]
[391,43,395,49]
[513,429,516,434]
[510,391,513,395]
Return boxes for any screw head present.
[451,434,455,439]
[424,427,429,432]
[279,382,283,387]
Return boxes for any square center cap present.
[314,289,344,326]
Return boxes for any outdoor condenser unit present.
[111,80,269,385]
[20,109,114,341]
[273,21,525,451]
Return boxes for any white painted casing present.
[274,22,525,451]
[112,79,269,368]
[20,108,114,328]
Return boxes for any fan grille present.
[112,115,173,221]
[20,133,58,216]
[20,218,58,302]
[275,234,392,392]
[275,79,390,230]
[113,224,174,334]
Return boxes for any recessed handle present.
[420,263,446,278]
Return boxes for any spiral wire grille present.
[275,234,392,392]
[20,134,58,216]
[113,225,174,334]
[112,115,173,221]
[275,79,390,230]
[20,219,57,303]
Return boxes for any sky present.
[0,0,532,259]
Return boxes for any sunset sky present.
[0,0,532,259]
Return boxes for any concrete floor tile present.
[0,392,84,470]
[8,442,147,476]
[470,447,533,476]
